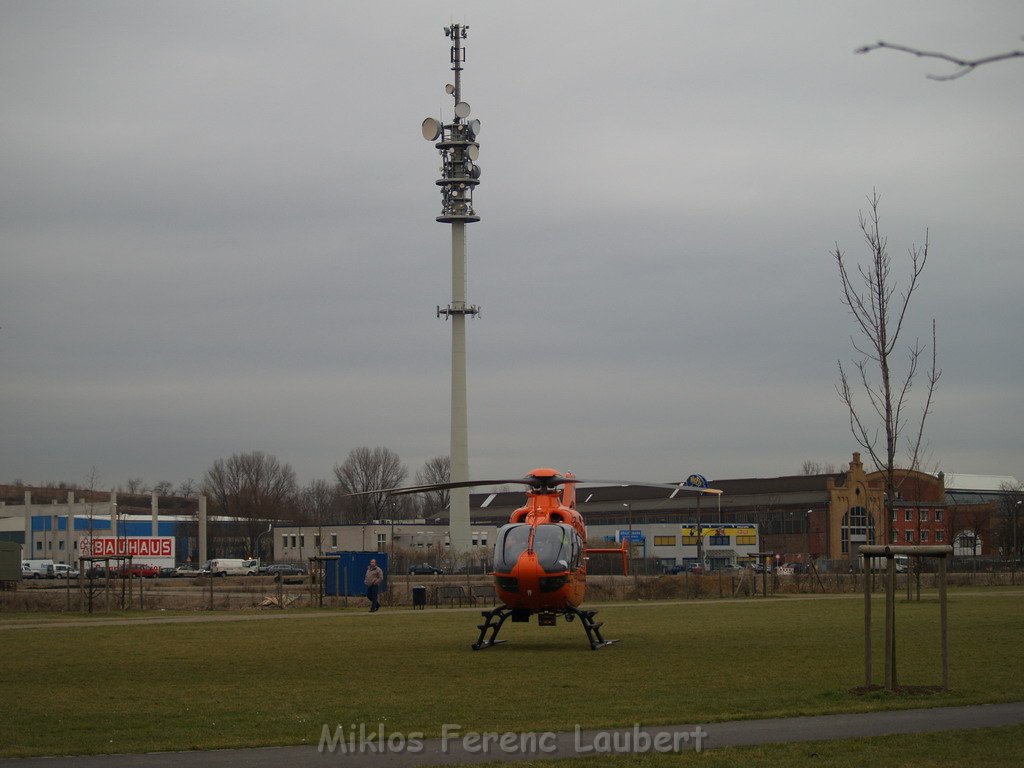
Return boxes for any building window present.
[935,510,943,522]
[377,533,387,552]
[299,535,305,548]
[653,536,676,547]
[905,530,914,542]
[905,509,913,522]
[842,506,876,554]
[331,534,338,548]
[290,535,297,548]
[282,535,289,549]
[935,530,944,542]
[709,535,729,546]
[892,509,898,521]
[681,535,698,545]
[891,530,899,543]
[314,534,321,550]
[58,541,65,551]
[479,534,487,547]
[736,535,757,546]
[36,541,42,551]
[920,530,928,542]
[920,509,929,521]
[954,530,979,556]
[471,535,478,546]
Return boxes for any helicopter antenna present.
[422,22,482,552]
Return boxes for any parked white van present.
[867,554,908,573]
[207,558,259,577]
[22,559,55,579]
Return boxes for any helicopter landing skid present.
[566,605,619,650]
[471,604,618,650]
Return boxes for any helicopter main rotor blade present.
[342,478,537,498]
[568,479,723,495]
[342,475,722,498]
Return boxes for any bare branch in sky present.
[856,39,1024,80]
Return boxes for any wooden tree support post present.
[863,551,872,687]
[860,544,953,691]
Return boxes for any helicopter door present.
[493,524,531,573]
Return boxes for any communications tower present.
[421,24,482,552]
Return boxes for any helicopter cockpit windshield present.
[494,523,531,573]
[494,522,583,573]
[534,524,581,573]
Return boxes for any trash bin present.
[412,585,427,609]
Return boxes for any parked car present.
[112,564,159,578]
[407,563,444,576]
[174,564,199,577]
[265,564,305,576]
[665,563,703,575]
[158,566,177,578]
[52,563,80,578]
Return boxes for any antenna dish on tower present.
[421,117,442,141]
[468,119,481,136]
[454,101,471,119]
[445,83,455,95]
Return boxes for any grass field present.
[1,591,1022,758]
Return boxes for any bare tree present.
[202,451,298,557]
[297,479,340,556]
[152,481,174,497]
[832,191,941,540]
[125,477,148,494]
[856,39,1023,80]
[334,447,408,524]
[177,478,198,498]
[414,455,450,520]
[801,460,838,476]
[996,482,1024,565]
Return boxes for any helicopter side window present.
[494,524,531,573]
[534,524,577,573]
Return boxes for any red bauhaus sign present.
[81,537,174,558]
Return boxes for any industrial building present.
[1,454,1016,572]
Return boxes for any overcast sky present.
[2,1,1022,493]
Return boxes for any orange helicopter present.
[369,467,721,650]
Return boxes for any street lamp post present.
[623,503,638,585]
[255,523,272,563]
[1014,500,1021,585]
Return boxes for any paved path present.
[3,702,1022,767]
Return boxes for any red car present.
[112,564,160,578]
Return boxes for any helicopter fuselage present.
[491,487,588,611]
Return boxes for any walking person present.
[365,558,384,612]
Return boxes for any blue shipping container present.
[323,551,388,597]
